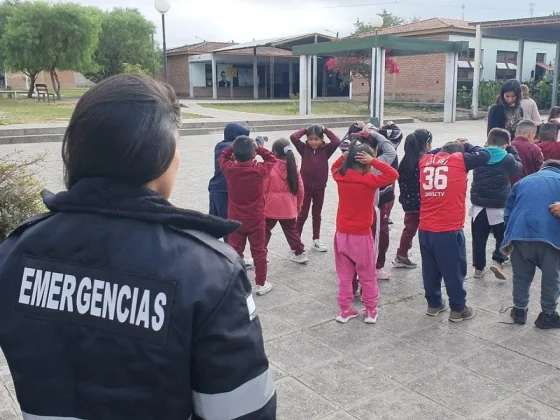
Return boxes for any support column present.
[370,47,383,125]
[289,62,294,96]
[211,54,217,100]
[253,51,258,99]
[312,34,318,99]
[444,51,458,123]
[553,42,560,108]
[516,38,525,82]
[369,47,376,122]
[349,71,353,100]
[306,55,313,114]
[270,56,275,99]
[322,60,328,97]
[299,55,309,115]
[188,59,194,98]
[472,24,482,118]
[264,65,268,98]
[379,48,386,125]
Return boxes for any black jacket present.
[471,146,523,208]
[0,178,276,420]
[487,103,523,137]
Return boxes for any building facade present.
[166,35,349,99]
[352,18,557,102]
[1,70,93,90]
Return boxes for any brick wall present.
[5,70,76,89]
[353,35,449,103]
[167,55,190,96]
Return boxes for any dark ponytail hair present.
[342,122,363,140]
[338,140,375,176]
[306,124,324,140]
[272,138,299,195]
[398,129,433,174]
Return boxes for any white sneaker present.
[312,239,328,252]
[377,269,390,281]
[290,252,309,264]
[256,281,273,296]
[244,258,254,270]
[473,269,485,279]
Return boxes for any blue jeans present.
[511,241,560,314]
[419,229,467,312]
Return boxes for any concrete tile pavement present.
[2,120,560,418]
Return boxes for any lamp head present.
[154,0,170,14]
[370,15,384,29]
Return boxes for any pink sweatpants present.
[334,231,379,312]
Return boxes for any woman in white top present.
[520,84,542,125]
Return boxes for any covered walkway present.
[470,16,560,117]
[292,35,468,123]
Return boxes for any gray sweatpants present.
[511,241,560,314]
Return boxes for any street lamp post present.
[370,15,384,125]
[154,0,170,82]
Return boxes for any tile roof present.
[167,41,235,55]
[355,18,474,38]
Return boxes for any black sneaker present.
[510,307,527,325]
[535,312,560,329]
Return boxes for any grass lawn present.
[0,98,210,125]
[200,101,369,116]
[0,98,75,125]
[60,88,90,98]
[199,100,452,120]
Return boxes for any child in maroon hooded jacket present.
[290,125,341,252]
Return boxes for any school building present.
[166,33,350,99]
[0,70,93,91]
[352,18,557,102]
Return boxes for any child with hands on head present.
[219,135,277,296]
[290,124,341,252]
[331,140,399,325]
[264,139,307,264]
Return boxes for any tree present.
[84,8,158,83]
[326,51,399,110]
[353,9,406,34]
[0,0,20,77]
[1,1,50,97]
[1,2,100,98]
[42,4,101,99]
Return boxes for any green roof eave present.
[292,35,468,56]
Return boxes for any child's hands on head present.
[457,138,469,144]
[356,151,374,166]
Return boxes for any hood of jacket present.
[224,123,250,142]
[486,147,508,165]
[43,178,240,239]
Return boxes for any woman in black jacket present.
[487,79,524,137]
[0,75,276,420]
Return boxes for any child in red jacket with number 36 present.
[331,140,399,325]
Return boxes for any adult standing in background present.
[520,84,542,126]
[487,79,524,138]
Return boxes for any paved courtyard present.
[2,120,560,419]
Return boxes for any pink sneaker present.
[364,309,378,324]
[336,307,359,323]
[377,269,390,281]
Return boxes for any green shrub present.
[0,153,46,243]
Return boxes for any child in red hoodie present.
[537,123,560,161]
[331,141,399,325]
[219,135,277,295]
[291,125,341,252]
[264,139,306,264]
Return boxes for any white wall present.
[450,34,557,81]
[191,63,207,87]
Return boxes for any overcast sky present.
[66,0,560,48]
